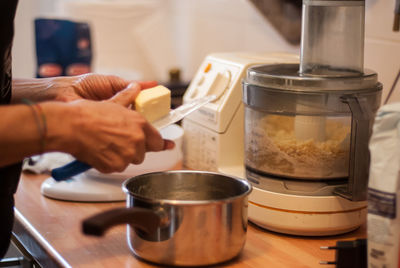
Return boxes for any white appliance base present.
[248,191,367,236]
[249,202,365,236]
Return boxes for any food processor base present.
[249,203,365,236]
[248,186,367,236]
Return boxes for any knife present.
[51,94,216,181]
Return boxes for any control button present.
[197,75,205,86]
[190,87,200,98]
[208,70,231,101]
[204,63,212,73]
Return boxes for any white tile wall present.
[171,0,300,81]
[365,0,400,104]
[56,0,301,82]
[12,0,38,79]
[365,0,400,41]
[57,0,178,82]
[365,38,400,103]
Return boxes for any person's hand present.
[11,73,158,104]
[57,73,158,102]
[49,82,174,173]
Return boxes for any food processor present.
[243,0,382,235]
[182,52,298,173]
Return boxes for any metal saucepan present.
[82,170,252,266]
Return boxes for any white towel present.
[23,152,74,174]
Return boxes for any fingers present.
[106,77,157,93]
[131,133,147,165]
[129,124,175,165]
[108,82,141,107]
[140,123,174,152]
[108,79,157,94]
[144,125,165,152]
[163,139,176,150]
[105,76,157,92]
[106,80,158,107]
[129,127,175,165]
[75,73,158,101]
[137,80,158,89]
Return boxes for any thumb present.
[108,82,141,107]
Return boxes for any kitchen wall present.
[170,0,300,81]
[12,0,298,82]
[11,0,400,103]
[54,0,299,82]
[56,0,178,82]
[365,0,400,104]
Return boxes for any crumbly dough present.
[245,114,350,179]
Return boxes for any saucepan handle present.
[82,207,161,236]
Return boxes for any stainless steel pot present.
[82,170,252,266]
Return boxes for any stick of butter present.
[135,85,171,122]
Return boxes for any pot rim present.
[122,170,252,205]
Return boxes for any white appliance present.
[182,52,369,236]
[182,52,298,174]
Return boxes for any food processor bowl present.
[243,63,382,200]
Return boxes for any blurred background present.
[11,0,400,103]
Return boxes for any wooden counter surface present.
[13,172,366,268]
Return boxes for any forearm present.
[0,102,76,167]
[11,77,77,104]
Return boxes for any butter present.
[135,85,171,122]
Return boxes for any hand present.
[11,74,158,104]
[58,73,158,102]
[56,83,174,173]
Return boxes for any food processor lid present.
[244,64,381,93]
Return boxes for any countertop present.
[13,172,366,268]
